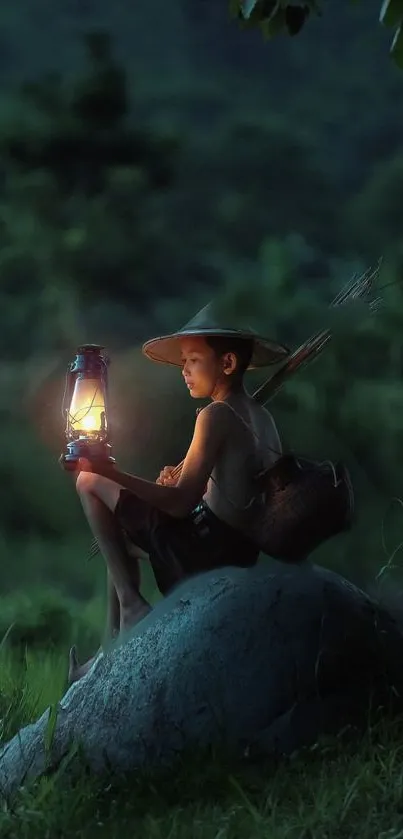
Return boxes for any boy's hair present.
[205,335,254,377]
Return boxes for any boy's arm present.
[174,401,228,513]
[93,402,228,518]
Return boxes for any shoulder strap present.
[197,401,283,461]
[196,402,280,512]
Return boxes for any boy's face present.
[180,336,234,399]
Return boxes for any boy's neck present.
[211,380,246,403]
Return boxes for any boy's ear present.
[223,352,237,375]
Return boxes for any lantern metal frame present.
[60,344,116,470]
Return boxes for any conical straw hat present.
[142,302,289,369]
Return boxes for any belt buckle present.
[192,503,210,537]
[192,501,204,521]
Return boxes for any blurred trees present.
[0,32,182,360]
[0,4,402,601]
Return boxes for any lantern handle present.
[61,362,75,423]
[76,344,110,365]
[102,354,111,439]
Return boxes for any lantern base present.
[60,440,115,472]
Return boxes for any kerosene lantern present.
[60,344,115,471]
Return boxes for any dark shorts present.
[114,490,259,596]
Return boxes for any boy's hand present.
[77,457,93,473]
[58,454,92,474]
[76,458,118,480]
[156,466,177,486]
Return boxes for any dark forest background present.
[1,0,403,651]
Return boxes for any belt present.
[190,500,259,562]
[190,499,212,537]
[191,499,240,539]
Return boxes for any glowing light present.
[69,378,107,435]
[81,415,97,431]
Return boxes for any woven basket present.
[255,454,355,561]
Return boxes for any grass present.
[1,542,403,839]
[1,646,403,838]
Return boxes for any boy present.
[69,303,289,682]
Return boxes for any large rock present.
[1,560,403,798]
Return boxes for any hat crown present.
[180,301,253,336]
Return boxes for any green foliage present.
[391,23,403,67]
[380,0,403,28]
[348,153,403,256]
[0,30,183,361]
[231,0,403,68]
[380,1,403,67]
[0,589,99,654]
[206,117,341,256]
[233,0,319,38]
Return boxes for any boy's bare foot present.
[68,645,102,685]
[68,599,151,684]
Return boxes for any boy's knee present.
[76,470,122,512]
[76,470,96,495]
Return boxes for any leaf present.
[391,24,403,68]
[238,0,279,22]
[285,4,311,36]
[44,702,59,755]
[261,6,287,38]
[380,0,403,27]
[228,0,242,19]
[239,0,260,17]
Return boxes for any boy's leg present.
[69,470,191,683]
[68,572,121,685]
[68,473,152,685]
[106,570,120,641]
[76,471,152,625]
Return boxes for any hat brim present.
[142,328,289,370]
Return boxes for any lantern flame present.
[68,378,107,436]
[81,415,97,431]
